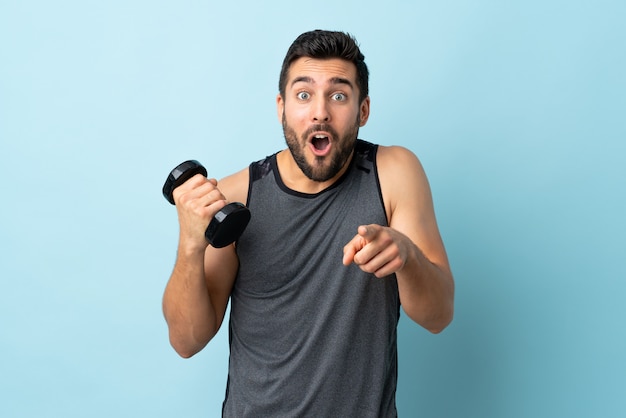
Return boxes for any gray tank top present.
[223,140,400,417]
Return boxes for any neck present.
[276,148,354,194]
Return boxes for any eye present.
[332,93,347,101]
[297,91,310,100]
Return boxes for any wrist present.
[177,235,208,258]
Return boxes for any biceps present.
[390,178,450,271]
[379,145,450,269]
[394,200,443,249]
[204,245,238,326]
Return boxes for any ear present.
[276,94,285,123]
[359,96,371,127]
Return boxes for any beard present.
[282,113,360,182]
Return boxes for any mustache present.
[302,124,339,141]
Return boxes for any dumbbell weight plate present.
[207,202,251,248]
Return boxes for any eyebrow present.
[291,76,354,90]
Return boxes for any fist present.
[173,174,228,244]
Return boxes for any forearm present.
[163,243,217,358]
[396,244,454,333]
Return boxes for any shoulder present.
[376,144,423,167]
[376,145,428,188]
[376,145,432,219]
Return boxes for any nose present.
[311,97,330,122]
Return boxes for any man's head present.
[279,30,369,105]
[277,30,371,184]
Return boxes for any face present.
[277,57,370,183]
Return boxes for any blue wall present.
[1,1,624,417]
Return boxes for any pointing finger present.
[358,224,380,241]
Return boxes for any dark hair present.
[278,30,369,103]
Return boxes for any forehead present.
[286,57,357,87]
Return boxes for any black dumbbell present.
[162,160,251,248]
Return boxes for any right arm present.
[162,169,248,358]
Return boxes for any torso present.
[222,140,400,417]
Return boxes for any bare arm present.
[162,168,249,357]
[343,146,454,333]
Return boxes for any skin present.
[277,57,369,190]
[162,56,454,358]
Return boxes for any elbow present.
[168,329,210,359]
[424,316,453,334]
[427,305,454,334]
[425,282,455,334]
[172,340,197,359]
[425,314,453,334]
[163,311,216,359]
[176,349,198,359]
[407,302,454,334]
[170,337,204,359]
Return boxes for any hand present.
[172,174,228,248]
[342,224,410,278]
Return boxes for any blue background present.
[1,1,624,417]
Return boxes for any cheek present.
[285,105,308,121]
[338,111,360,130]
[283,108,309,131]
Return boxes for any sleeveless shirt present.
[222,140,400,417]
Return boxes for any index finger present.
[342,233,365,266]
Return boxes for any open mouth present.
[312,134,330,151]
[305,125,335,156]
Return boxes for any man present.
[162,30,454,417]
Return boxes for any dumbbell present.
[162,160,251,248]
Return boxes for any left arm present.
[343,146,454,333]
